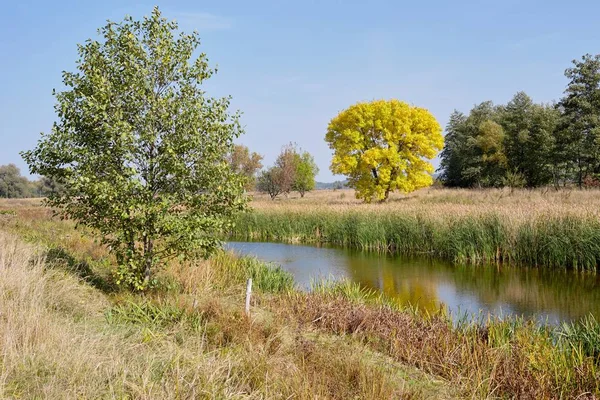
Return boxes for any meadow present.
[1,197,600,398]
[234,187,600,270]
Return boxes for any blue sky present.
[1,0,599,181]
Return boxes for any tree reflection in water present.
[226,242,600,324]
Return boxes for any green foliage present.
[236,256,294,293]
[227,144,263,191]
[438,111,469,187]
[0,164,31,198]
[232,210,600,271]
[256,167,284,199]
[105,299,202,329]
[440,94,558,188]
[499,92,558,187]
[21,8,247,290]
[502,167,527,189]
[560,315,600,358]
[502,170,527,190]
[257,144,319,198]
[440,102,503,188]
[292,149,319,197]
[208,251,294,293]
[557,54,600,188]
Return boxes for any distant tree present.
[498,92,557,187]
[326,100,443,202]
[524,103,558,187]
[35,176,66,197]
[557,54,600,188]
[499,92,533,177]
[274,143,299,196]
[21,8,246,290]
[256,167,283,200]
[293,150,319,197]
[0,164,30,198]
[438,111,469,187]
[473,120,507,187]
[227,144,263,191]
[458,101,500,187]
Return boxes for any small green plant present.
[559,314,600,358]
[105,300,202,330]
[502,170,527,193]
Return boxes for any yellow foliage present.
[325,100,443,202]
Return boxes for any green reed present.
[232,210,600,270]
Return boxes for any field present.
[234,187,600,270]
[1,196,600,398]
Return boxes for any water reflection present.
[225,242,600,324]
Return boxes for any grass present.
[232,187,600,270]
[2,197,600,398]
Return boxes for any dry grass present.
[2,196,600,398]
[249,187,600,220]
[0,210,446,399]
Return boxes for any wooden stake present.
[245,278,252,317]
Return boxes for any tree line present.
[0,164,63,198]
[2,142,318,200]
[440,54,600,189]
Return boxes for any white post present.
[245,278,252,317]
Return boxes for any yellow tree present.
[325,100,443,202]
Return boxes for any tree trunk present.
[143,238,153,286]
[380,187,391,203]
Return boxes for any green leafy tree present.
[473,120,507,186]
[34,176,67,197]
[21,8,246,290]
[256,167,284,200]
[459,101,501,187]
[498,92,557,187]
[293,150,319,197]
[502,170,527,193]
[0,164,30,198]
[499,92,533,177]
[227,144,263,191]
[557,54,600,187]
[524,103,558,187]
[439,111,468,187]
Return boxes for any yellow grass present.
[249,187,600,220]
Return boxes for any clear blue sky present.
[1,0,599,181]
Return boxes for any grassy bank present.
[233,188,600,270]
[2,198,600,398]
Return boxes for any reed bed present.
[234,188,600,270]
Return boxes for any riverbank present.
[1,198,600,398]
[234,188,600,270]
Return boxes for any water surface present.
[226,241,600,324]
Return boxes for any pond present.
[226,241,600,324]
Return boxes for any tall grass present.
[232,209,600,270]
[0,230,432,399]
